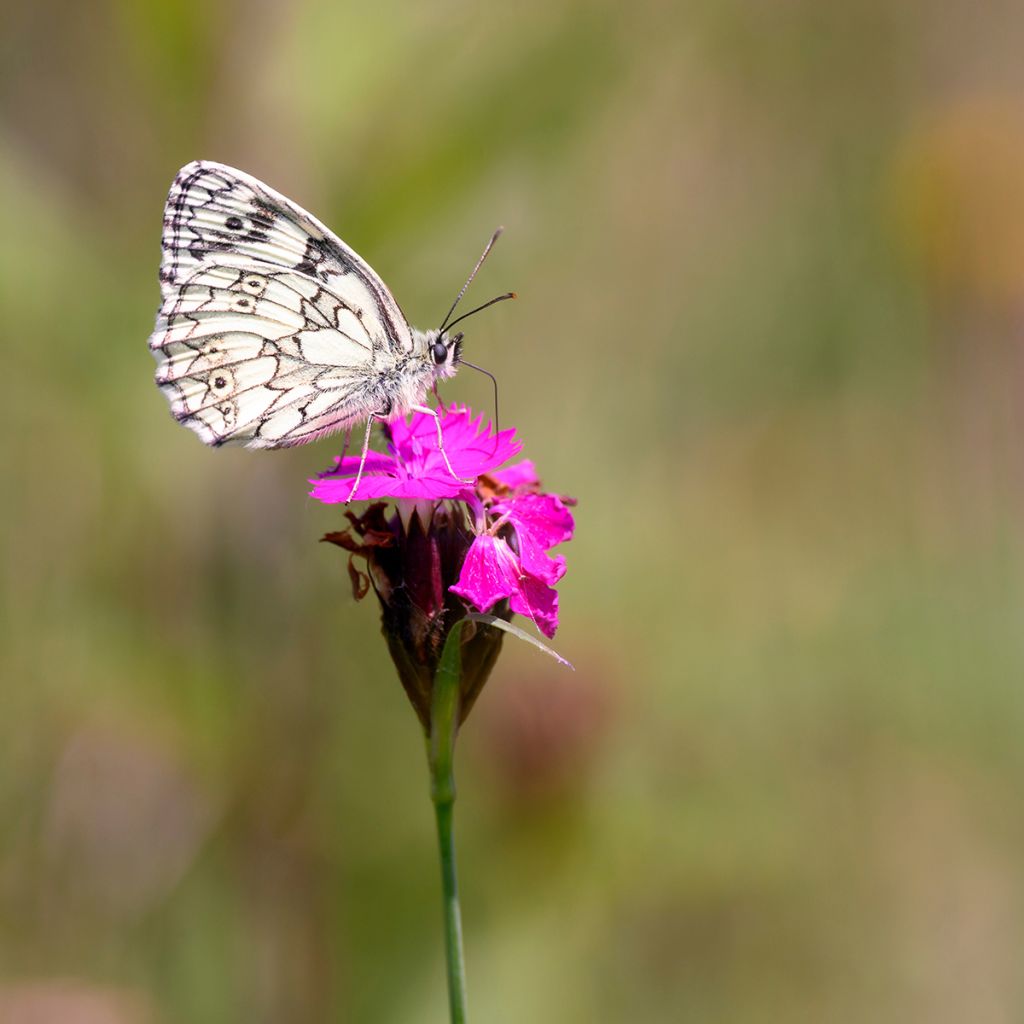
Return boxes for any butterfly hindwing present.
[151,161,414,447]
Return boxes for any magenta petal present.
[428,407,520,479]
[386,405,521,492]
[308,477,354,503]
[450,535,521,612]
[509,575,560,638]
[384,411,420,451]
[385,404,455,453]
[492,460,538,489]
[313,474,456,503]
[493,492,575,550]
[512,526,566,585]
[310,404,522,504]
[325,451,399,477]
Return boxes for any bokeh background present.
[4,1,1024,1021]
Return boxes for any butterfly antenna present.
[460,359,501,442]
[439,227,505,332]
[444,291,516,332]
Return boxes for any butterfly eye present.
[431,341,448,365]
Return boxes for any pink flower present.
[451,489,575,639]
[313,404,574,644]
[310,405,521,503]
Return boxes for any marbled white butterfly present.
[150,161,511,497]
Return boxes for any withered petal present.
[347,556,370,601]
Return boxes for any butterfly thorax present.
[357,328,456,423]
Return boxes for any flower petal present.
[327,450,399,477]
[509,574,560,638]
[314,405,522,504]
[492,459,539,490]
[409,406,520,481]
[511,525,566,585]
[492,492,575,550]
[310,470,464,503]
[450,535,521,612]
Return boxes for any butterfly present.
[149,160,512,499]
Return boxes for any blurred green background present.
[4,1,1024,1021]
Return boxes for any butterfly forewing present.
[151,161,415,447]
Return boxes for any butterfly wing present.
[150,161,413,447]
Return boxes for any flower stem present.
[429,625,470,1022]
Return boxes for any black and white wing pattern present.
[150,161,414,447]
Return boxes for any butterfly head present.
[429,330,463,381]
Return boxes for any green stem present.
[429,625,469,1023]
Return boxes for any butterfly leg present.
[409,404,474,485]
[346,414,381,503]
[338,426,353,462]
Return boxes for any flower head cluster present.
[312,405,575,638]
[312,405,575,725]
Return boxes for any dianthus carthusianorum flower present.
[312,404,575,727]
[313,402,575,1022]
